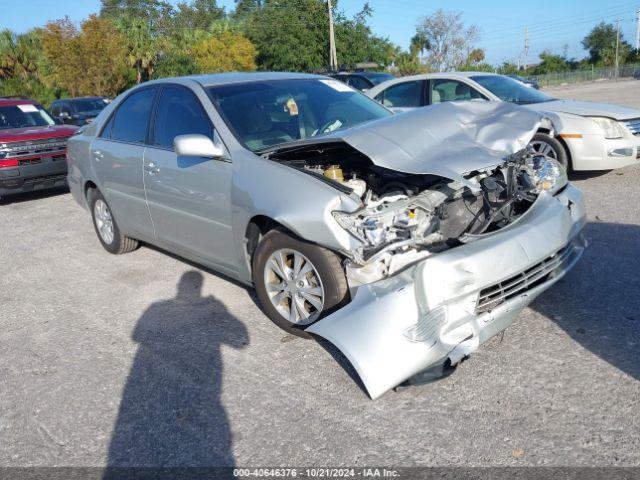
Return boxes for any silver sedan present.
[67,72,586,399]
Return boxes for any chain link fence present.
[529,63,640,87]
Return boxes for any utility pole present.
[636,9,640,53]
[327,0,338,71]
[615,17,620,80]
[523,27,529,70]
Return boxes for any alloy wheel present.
[263,248,325,325]
[94,199,115,245]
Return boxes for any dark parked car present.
[328,71,395,91]
[0,98,77,198]
[634,69,640,80]
[50,96,111,126]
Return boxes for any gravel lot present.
[1,80,639,468]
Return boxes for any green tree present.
[245,0,393,71]
[409,32,430,57]
[334,4,395,68]
[531,50,575,74]
[190,31,257,72]
[154,52,198,78]
[172,0,225,30]
[100,0,172,21]
[233,0,262,17]
[244,0,327,71]
[392,51,427,76]
[40,15,129,97]
[582,22,632,65]
[114,15,160,83]
[0,30,55,103]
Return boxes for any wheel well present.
[555,135,573,170]
[245,215,285,267]
[536,128,573,170]
[84,180,98,199]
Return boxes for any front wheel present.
[252,229,349,338]
[529,133,569,171]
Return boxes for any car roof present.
[365,71,502,96]
[0,98,37,107]
[149,71,324,88]
[53,96,106,103]
[335,71,391,77]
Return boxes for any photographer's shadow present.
[530,221,640,380]
[105,270,249,468]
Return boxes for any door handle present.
[144,162,160,174]
[93,150,103,162]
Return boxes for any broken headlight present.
[524,154,568,195]
[332,202,425,248]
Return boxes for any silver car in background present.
[367,72,640,172]
[67,72,586,399]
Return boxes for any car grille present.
[475,244,575,314]
[0,137,68,159]
[623,118,640,136]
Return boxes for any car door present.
[143,84,236,273]
[373,80,426,113]
[427,79,487,105]
[90,87,157,240]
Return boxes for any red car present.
[0,98,77,198]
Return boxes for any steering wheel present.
[314,117,346,136]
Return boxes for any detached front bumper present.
[307,184,587,399]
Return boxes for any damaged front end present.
[330,148,569,285]
[263,102,586,399]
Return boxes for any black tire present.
[529,132,569,171]
[87,188,138,254]
[252,229,349,338]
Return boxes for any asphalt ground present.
[0,80,639,468]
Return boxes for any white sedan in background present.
[367,72,640,171]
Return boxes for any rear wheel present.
[529,132,569,171]
[88,188,138,254]
[253,229,349,338]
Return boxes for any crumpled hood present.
[266,101,544,189]
[336,101,543,180]
[526,99,640,120]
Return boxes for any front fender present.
[230,152,362,283]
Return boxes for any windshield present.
[365,73,395,85]
[207,78,392,151]
[471,75,553,104]
[71,98,108,113]
[0,104,55,130]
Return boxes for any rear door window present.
[106,88,156,143]
[429,79,486,104]
[374,80,424,108]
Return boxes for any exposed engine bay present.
[268,141,567,284]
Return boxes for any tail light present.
[0,159,19,168]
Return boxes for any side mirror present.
[174,134,224,159]
[60,111,71,119]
